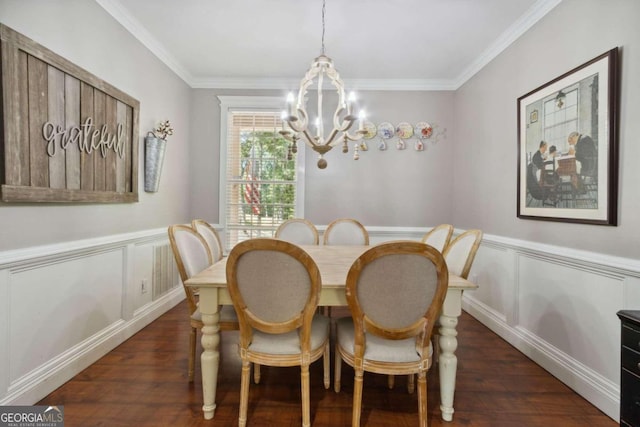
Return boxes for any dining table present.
[185,244,478,422]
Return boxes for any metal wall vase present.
[144,133,167,192]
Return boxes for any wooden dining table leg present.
[199,289,221,420]
[438,288,462,422]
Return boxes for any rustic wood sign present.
[0,24,139,203]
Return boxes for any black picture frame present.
[517,48,619,225]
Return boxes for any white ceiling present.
[97,0,561,90]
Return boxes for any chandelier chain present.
[321,0,326,55]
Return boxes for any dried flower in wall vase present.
[145,120,174,192]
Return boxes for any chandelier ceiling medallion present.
[280,0,366,169]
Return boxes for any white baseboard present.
[0,287,184,405]
[0,227,180,405]
[463,294,619,421]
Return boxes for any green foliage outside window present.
[240,130,296,221]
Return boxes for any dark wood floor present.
[38,302,616,426]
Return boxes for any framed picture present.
[517,48,619,225]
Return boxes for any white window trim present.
[217,95,306,231]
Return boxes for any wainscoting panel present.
[517,254,623,381]
[9,249,124,384]
[0,228,184,405]
[467,240,512,324]
[462,233,640,422]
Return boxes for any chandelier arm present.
[287,119,304,133]
[300,129,321,149]
[287,108,309,133]
[323,128,340,147]
[342,130,364,142]
[333,113,356,133]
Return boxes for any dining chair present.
[191,219,224,262]
[334,241,449,427]
[421,224,454,253]
[389,224,451,393]
[168,224,239,382]
[190,219,263,383]
[323,218,369,246]
[226,238,331,427]
[426,229,483,370]
[275,218,319,245]
[388,224,451,393]
[442,229,483,279]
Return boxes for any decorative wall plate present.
[362,121,377,139]
[396,122,414,139]
[415,122,433,139]
[377,122,395,139]
[396,140,406,150]
[378,140,387,151]
[415,140,425,151]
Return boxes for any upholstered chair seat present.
[336,317,433,363]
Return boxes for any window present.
[218,96,305,251]
[543,86,578,150]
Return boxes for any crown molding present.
[342,78,457,92]
[453,0,563,88]
[192,77,457,91]
[95,0,195,85]
[96,0,562,91]
[191,77,299,90]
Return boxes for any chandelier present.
[280,0,366,169]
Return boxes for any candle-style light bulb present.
[348,91,356,108]
[358,110,366,132]
[279,110,291,138]
[286,92,296,118]
[346,91,356,120]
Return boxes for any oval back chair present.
[421,224,454,253]
[442,229,483,279]
[275,218,319,245]
[334,241,449,427]
[168,225,212,381]
[323,218,369,246]
[226,238,330,427]
[191,219,224,262]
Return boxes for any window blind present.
[223,110,299,251]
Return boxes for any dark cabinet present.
[618,310,640,426]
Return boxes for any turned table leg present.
[199,290,221,420]
[438,289,462,422]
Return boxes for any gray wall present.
[189,89,455,227]
[453,0,640,259]
[305,91,454,227]
[3,0,638,261]
[0,0,193,251]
